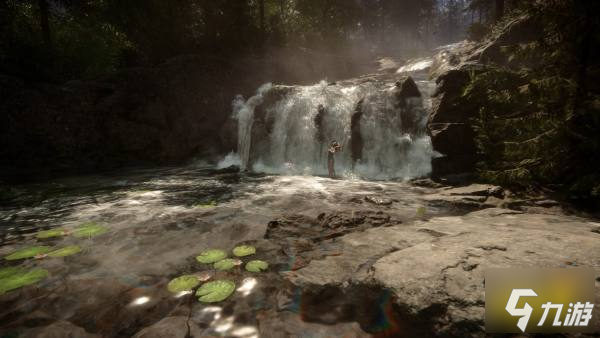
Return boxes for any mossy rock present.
[196,280,235,303]
[36,228,67,239]
[4,246,53,260]
[167,275,200,293]
[214,258,241,271]
[232,245,256,257]
[48,245,82,258]
[196,249,227,264]
[245,260,269,272]
[72,222,109,238]
[0,268,49,295]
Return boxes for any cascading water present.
[234,83,272,170]
[226,58,437,180]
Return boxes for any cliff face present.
[0,48,374,180]
[427,14,543,178]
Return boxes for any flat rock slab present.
[284,208,600,337]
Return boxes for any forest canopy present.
[1,0,498,82]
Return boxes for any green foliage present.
[0,268,49,295]
[36,228,67,239]
[196,280,236,303]
[467,22,490,42]
[72,222,109,238]
[167,275,200,293]
[467,1,600,207]
[4,246,52,260]
[196,249,227,264]
[232,245,256,257]
[214,258,241,271]
[47,245,82,258]
[245,260,269,272]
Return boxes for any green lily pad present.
[245,260,269,272]
[72,222,109,238]
[232,245,256,257]
[0,268,49,295]
[214,258,241,271]
[196,200,217,208]
[48,245,82,258]
[4,246,53,260]
[196,280,235,303]
[36,228,67,239]
[0,266,25,279]
[196,249,227,264]
[167,275,200,293]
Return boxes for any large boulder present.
[427,68,479,177]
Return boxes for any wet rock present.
[20,320,100,338]
[409,178,444,188]
[364,196,393,206]
[394,76,421,101]
[441,184,504,198]
[208,165,240,174]
[267,211,398,244]
[132,316,203,338]
[284,208,600,337]
[258,310,371,338]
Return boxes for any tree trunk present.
[259,0,265,42]
[495,0,504,22]
[38,0,51,46]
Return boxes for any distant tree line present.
[0,0,498,82]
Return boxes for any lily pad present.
[72,222,109,238]
[0,267,24,279]
[4,246,52,260]
[214,258,242,271]
[245,260,269,272]
[196,200,217,208]
[167,275,200,293]
[48,245,82,258]
[232,245,256,257]
[196,249,227,264]
[416,206,427,218]
[36,228,67,239]
[196,280,235,303]
[0,268,49,295]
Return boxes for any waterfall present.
[231,58,437,180]
[233,83,272,171]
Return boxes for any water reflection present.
[237,277,257,297]
[130,296,150,306]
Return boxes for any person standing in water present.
[328,140,342,178]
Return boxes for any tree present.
[494,0,504,22]
[38,0,51,46]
